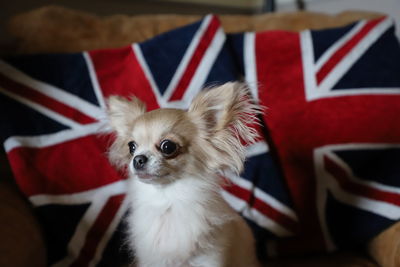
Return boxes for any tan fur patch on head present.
[131,109,195,150]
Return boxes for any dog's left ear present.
[107,95,146,137]
[188,82,261,173]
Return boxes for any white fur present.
[126,172,259,267]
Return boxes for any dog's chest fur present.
[126,177,232,264]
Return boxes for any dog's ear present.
[188,82,261,173]
[107,95,146,137]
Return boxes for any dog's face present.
[123,109,198,184]
[107,83,260,185]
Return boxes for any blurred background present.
[0,0,399,44]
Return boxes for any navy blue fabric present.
[5,54,100,106]
[243,152,293,208]
[203,42,238,87]
[311,22,357,63]
[326,192,395,248]
[138,21,199,96]
[332,26,400,90]
[0,93,68,142]
[227,33,245,76]
[336,148,400,187]
[36,204,90,265]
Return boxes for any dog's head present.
[107,82,260,185]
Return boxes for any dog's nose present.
[133,155,148,170]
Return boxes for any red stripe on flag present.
[252,195,298,233]
[169,16,220,101]
[89,46,160,111]
[7,134,124,196]
[223,180,298,233]
[223,180,252,203]
[325,156,400,206]
[316,17,385,85]
[0,73,96,125]
[71,194,126,267]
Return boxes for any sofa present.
[0,6,399,267]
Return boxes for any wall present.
[278,0,400,37]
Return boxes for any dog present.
[107,82,261,267]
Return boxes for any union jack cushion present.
[231,16,400,256]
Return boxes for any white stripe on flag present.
[131,43,165,107]
[30,179,128,206]
[246,141,269,158]
[4,122,104,152]
[83,52,106,109]
[300,30,319,101]
[35,180,129,267]
[244,32,259,102]
[0,86,82,129]
[253,187,298,221]
[315,143,400,251]
[224,168,298,222]
[221,190,293,237]
[89,196,130,267]
[52,197,109,267]
[315,20,367,72]
[162,14,213,102]
[0,60,103,120]
[318,18,393,93]
[180,27,226,108]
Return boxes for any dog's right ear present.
[107,95,146,137]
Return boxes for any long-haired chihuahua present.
[107,82,261,267]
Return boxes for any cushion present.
[0,14,286,266]
[230,16,400,256]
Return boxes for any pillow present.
[230,17,400,255]
[0,14,293,266]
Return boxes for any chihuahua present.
[107,82,261,267]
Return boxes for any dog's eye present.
[160,140,178,156]
[128,141,136,155]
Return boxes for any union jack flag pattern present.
[232,16,400,255]
[0,15,294,266]
[1,13,400,266]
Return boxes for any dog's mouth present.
[135,171,165,183]
[136,172,154,180]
